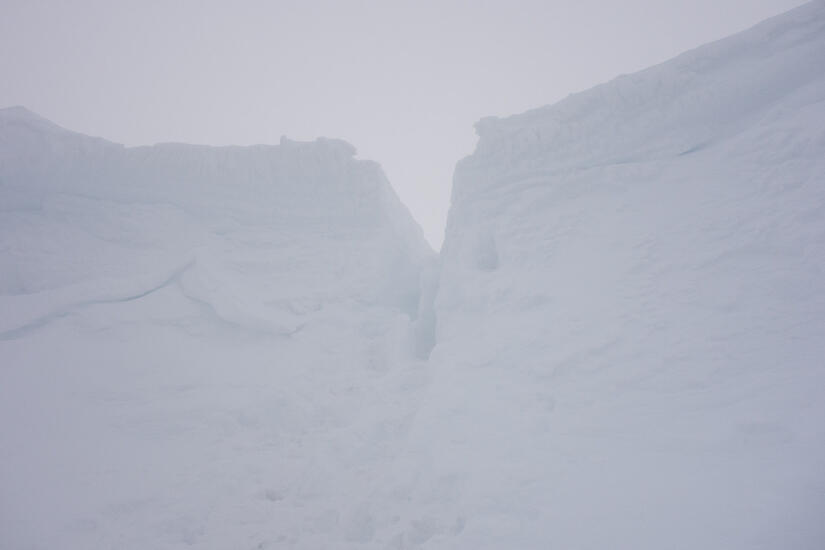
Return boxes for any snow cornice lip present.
[471,0,825,143]
[0,105,360,158]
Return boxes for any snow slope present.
[388,2,825,548]
[0,106,435,549]
[3,2,825,549]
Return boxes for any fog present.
[0,0,806,246]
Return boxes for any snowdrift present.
[2,2,825,549]
[403,2,825,548]
[0,106,435,549]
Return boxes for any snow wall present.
[409,2,825,548]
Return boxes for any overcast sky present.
[0,0,807,247]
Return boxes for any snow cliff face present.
[0,106,431,314]
[399,2,825,548]
[0,106,435,549]
[3,2,825,549]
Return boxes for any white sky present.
[0,0,807,247]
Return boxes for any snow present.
[411,2,825,548]
[0,106,434,549]
[2,1,825,548]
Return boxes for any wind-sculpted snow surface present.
[383,2,825,549]
[0,106,435,549]
[3,3,825,549]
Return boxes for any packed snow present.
[2,2,825,549]
[415,2,825,548]
[0,106,435,549]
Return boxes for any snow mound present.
[387,2,825,549]
[0,106,435,549]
